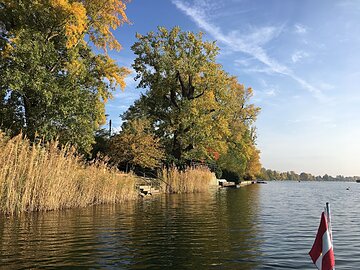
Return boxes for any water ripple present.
[1,182,359,269]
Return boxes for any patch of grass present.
[0,133,137,215]
[161,166,213,193]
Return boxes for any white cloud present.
[294,23,307,34]
[289,116,337,129]
[265,89,277,96]
[235,58,252,67]
[173,0,288,74]
[253,79,279,102]
[246,26,283,46]
[173,0,324,100]
[258,78,268,87]
[318,82,335,91]
[242,66,279,75]
[107,104,129,110]
[291,50,309,63]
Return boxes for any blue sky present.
[105,0,360,176]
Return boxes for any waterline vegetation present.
[0,132,216,214]
[160,166,214,194]
[0,133,136,215]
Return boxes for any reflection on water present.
[0,204,138,269]
[128,187,262,269]
[1,182,360,269]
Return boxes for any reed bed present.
[161,166,213,193]
[0,133,137,215]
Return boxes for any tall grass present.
[161,166,213,193]
[0,133,137,215]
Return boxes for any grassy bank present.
[161,166,213,193]
[0,133,137,215]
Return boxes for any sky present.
[105,0,360,177]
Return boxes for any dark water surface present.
[1,181,360,269]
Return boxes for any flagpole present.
[326,202,335,270]
[326,202,333,243]
[309,203,335,270]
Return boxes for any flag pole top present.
[325,202,333,243]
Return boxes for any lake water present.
[1,181,360,269]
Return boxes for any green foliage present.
[126,26,261,179]
[91,128,111,159]
[0,0,130,153]
[109,118,164,170]
[129,26,229,162]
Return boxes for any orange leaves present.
[207,148,220,161]
[50,0,87,48]
[65,2,87,48]
[48,0,130,51]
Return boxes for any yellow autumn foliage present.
[84,0,130,51]
[109,119,165,169]
[50,0,88,48]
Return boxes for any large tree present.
[0,0,130,152]
[128,26,232,162]
[124,27,261,179]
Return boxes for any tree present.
[217,79,260,179]
[109,118,164,170]
[0,0,130,152]
[91,128,111,159]
[125,26,261,180]
[129,26,233,163]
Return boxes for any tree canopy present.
[0,0,130,152]
[122,26,261,179]
[129,26,227,162]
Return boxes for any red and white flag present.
[309,211,335,270]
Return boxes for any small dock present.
[220,181,238,188]
[138,185,161,197]
[239,180,254,187]
[218,179,254,188]
[136,176,162,197]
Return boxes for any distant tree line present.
[259,168,360,182]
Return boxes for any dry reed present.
[0,132,137,215]
[161,166,213,193]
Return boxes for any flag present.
[309,211,335,270]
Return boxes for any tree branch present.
[177,70,187,97]
[170,88,179,108]
[191,90,205,100]
[184,143,194,152]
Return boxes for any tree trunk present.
[23,95,37,140]
[172,132,182,160]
